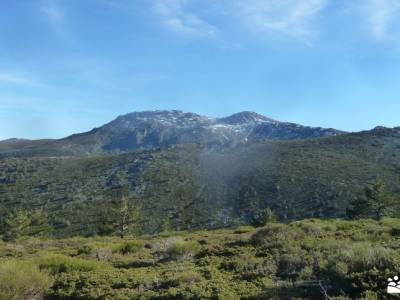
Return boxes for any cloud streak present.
[233,0,328,43]
[0,71,44,87]
[153,0,217,36]
[40,0,67,38]
[361,0,400,41]
[151,0,328,44]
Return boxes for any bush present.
[0,260,52,300]
[112,241,143,255]
[154,237,200,261]
[77,245,93,255]
[170,270,202,286]
[36,254,104,275]
[221,255,277,280]
[338,243,394,273]
[277,252,310,280]
[167,240,199,260]
[251,223,304,248]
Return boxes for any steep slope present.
[0,126,399,237]
[0,110,344,158]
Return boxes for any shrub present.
[359,291,378,300]
[77,245,94,255]
[0,260,52,300]
[166,239,200,261]
[112,241,143,255]
[36,254,104,275]
[221,255,277,280]
[93,248,113,261]
[337,243,394,273]
[251,223,304,248]
[154,237,200,261]
[170,270,202,286]
[277,253,310,280]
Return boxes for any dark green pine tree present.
[347,180,397,220]
[2,209,52,241]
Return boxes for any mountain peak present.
[218,111,278,125]
[0,110,346,158]
[109,110,211,128]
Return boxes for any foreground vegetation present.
[1,218,399,299]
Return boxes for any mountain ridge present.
[0,110,345,158]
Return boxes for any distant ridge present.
[0,110,344,158]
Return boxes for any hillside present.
[1,126,399,237]
[0,110,343,158]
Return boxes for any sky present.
[1,0,400,140]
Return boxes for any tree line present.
[0,180,398,241]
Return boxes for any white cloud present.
[361,0,400,41]
[151,0,329,43]
[0,72,43,87]
[153,0,217,36]
[233,0,328,43]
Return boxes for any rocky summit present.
[0,110,344,158]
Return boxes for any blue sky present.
[1,0,400,140]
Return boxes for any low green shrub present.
[112,241,143,255]
[337,243,394,273]
[77,244,93,255]
[170,270,202,286]
[221,255,277,280]
[0,260,52,300]
[251,223,304,248]
[154,237,200,261]
[166,239,200,261]
[36,253,104,274]
[277,252,311,280]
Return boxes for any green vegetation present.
[0,260,52,300]
[0,218,399,299]
[1,210,52,242]
[1,128,400,237]
[347,180,397,220]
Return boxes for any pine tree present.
[115,195,140,239]
[347,180,397,220]
[2,210,52,241]
[252,207,278,227]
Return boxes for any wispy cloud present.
[42,4,64,24]
[0,71,44,87]
[153,0,217,36]
[40,0,67,38]
[151,0,328,43]
[233,0,328,44]
[360,0,400,41]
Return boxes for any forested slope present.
[0,127,399,237]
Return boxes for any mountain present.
[0,110,344,158]
[1,126,399,237]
